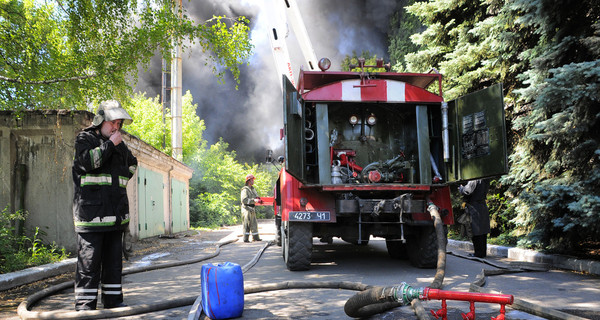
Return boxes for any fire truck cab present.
[274,59,507,271]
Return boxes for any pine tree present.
[392,0,600,251]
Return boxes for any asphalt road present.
[6,220,600,319]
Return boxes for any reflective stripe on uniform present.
[129,165,137,175]
[102,284,122,295]
[74,215,130,227]
[89,147,102,169]
[118,176,129,188]
[81,174,111,186]
[75,288,98,300]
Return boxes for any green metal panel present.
[447,83,508,182]
[137,167,165,239]
[283,75,306,181]
[171,178,188,233]
[316,103,331,184]
[416,105,432,184]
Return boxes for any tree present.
[188,139,277,228]
[126,90,206,163]
[498,1,600,251]
[126,91,279,228]
[393,0,600,252]
[388,0,423,72]
[0,0,253,111]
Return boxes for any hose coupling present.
[390,282,424,304]
[427,201,438,212]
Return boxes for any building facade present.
[0,110,193,253]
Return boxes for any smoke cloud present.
[135,0,399,164]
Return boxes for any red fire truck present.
[271,58,507,271]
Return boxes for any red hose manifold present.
[422,287,514,320]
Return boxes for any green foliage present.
[0,0,253,111]
[0,207,69,274]
[127,92,279,228]
[403,0,516,100]
[340,51,388,72]
[394,0,600,252]
[126,91,206,163]
[188,139,279,228]
[502,60,600,251]
[388,0,423,72]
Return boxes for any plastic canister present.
[201,262,244,319]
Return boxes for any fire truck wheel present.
[406,226,445,268]
[275,216,282,246]
[385,240,408,259]
[283,222,313,271]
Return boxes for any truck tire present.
[385,239,408,259]
[283,222,313,271]
[406,226,446,268]
[275,216,282,246]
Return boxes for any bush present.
[0,207,69,274]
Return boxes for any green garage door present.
[171,178,188,233]
[138,167,165,239]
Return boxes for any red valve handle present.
[461,311,475,320]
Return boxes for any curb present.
[0,258,76,291]
[447,239,600,276]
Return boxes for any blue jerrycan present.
[201,262,244,319]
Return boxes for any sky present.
[135,0,399,164]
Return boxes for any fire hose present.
[343,201,449,318]
[16,227,590,320]
[342,201,589,320]
[17,239,240,320]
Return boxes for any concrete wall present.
[0,110,193,253]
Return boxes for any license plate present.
[289,211,330,221]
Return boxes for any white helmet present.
[92,100,133,127]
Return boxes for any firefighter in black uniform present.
[459,179,491,258]
[72,100,137,311]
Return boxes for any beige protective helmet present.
[92,100,133,127]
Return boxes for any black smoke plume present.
[135,0,399,164]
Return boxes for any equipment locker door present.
[171,178,188,233]
[138,167,165,239]
[282,75,306,181]
[446,83,508,182]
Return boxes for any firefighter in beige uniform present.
[241,174,262,242]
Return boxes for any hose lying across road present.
[17,239,239,320]
[342,202,447,318]
[16,223,589,320]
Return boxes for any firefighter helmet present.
[92,100,133,127]
[245,174,255,182]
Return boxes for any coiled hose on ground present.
[343,202,447,318]
[15,204,449,320]
[343,201,590,320]
[16,223,587,320]
[17,239,239,320]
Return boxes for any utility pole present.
[171,0,183,161]
[161,58,170,150]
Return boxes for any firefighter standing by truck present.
[72,100,137,311]
[459,179,491,258]
[241,174,262,242]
